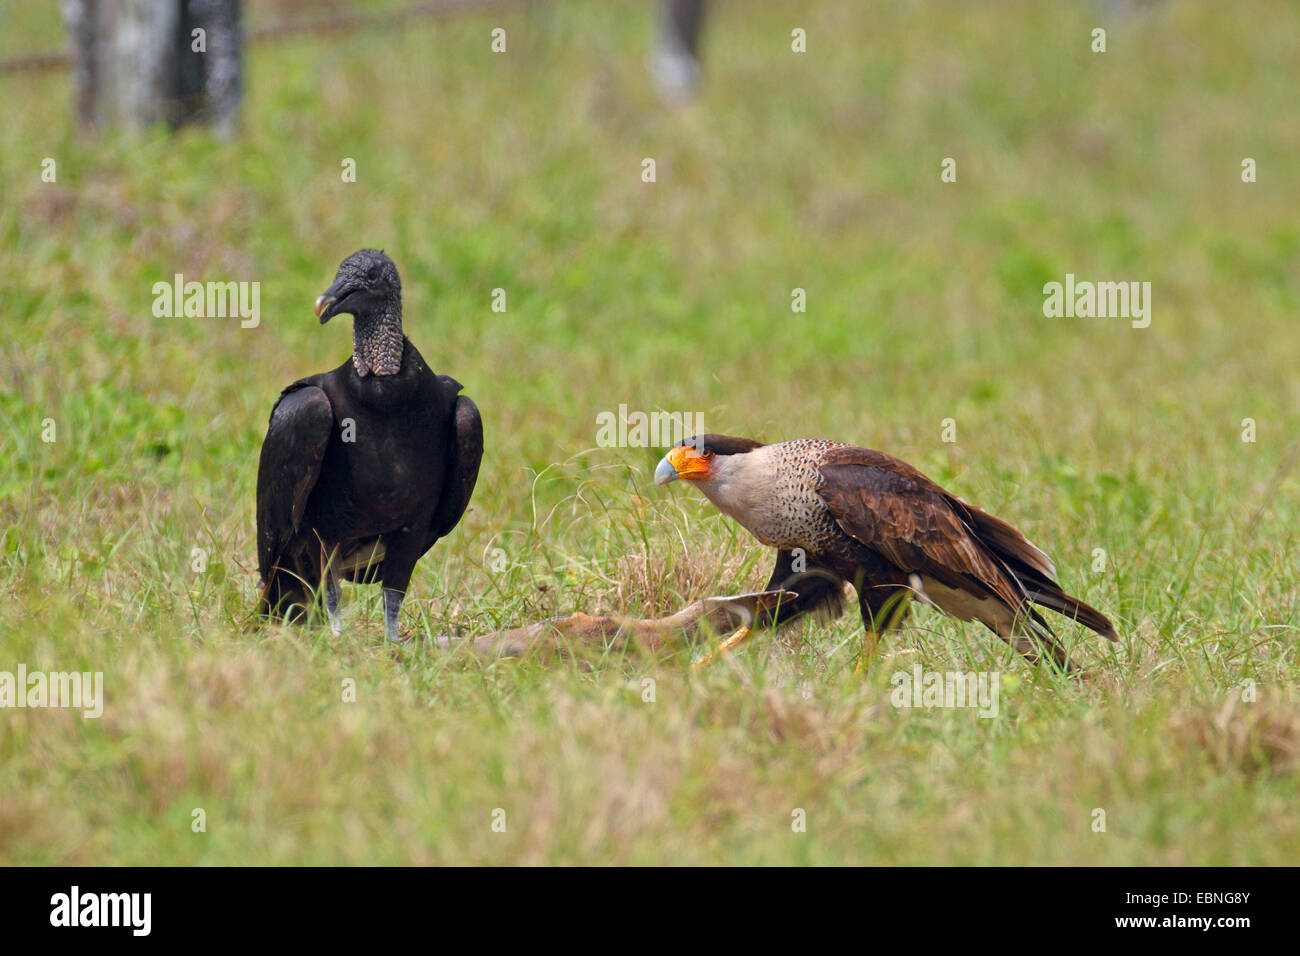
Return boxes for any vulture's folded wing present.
[428,387,483,544]
[256,383,334,581]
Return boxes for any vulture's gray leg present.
[382,588,406,643]
[325,566,342,637]
[378,525,424,643]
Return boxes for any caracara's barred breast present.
[702,439,849,552]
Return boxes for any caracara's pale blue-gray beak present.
[653,455,678,485]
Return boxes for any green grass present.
[1,0,1298,864]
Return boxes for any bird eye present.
[367,270,378,282]
[701,450,714,459]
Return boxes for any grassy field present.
[1,0,1298,865]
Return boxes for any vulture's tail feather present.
[257,558,317,623]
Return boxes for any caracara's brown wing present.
[815,446,1027,613]
[816,446,1114,670]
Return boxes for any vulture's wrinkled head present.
[654,434,765,485]
[315,249,402,323]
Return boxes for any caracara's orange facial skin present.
[668,445,713,480]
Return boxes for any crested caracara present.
[654,435,1116,671]
[256,249,483,641]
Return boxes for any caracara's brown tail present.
[1023,583,1116,640]
[956,498,1118,641]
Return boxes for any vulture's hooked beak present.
[654,446,711,485]
[314,295,335,323]
[314,279,352,323]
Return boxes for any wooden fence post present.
[62,0,242,135]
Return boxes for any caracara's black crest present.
[677,434,766,456]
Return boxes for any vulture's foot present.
[382,587,406,643]
[325,574,343,637]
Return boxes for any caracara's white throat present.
[697,440,845,550]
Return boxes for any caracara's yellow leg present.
[693,625,753,667]
[853,631,880,675]
[718,625,753,654]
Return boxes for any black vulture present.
[256,249,483,641]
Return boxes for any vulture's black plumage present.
[256,249,482,641]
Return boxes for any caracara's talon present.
[718,624,753,653]
[692,625,753,668]
[854,631,880,674]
